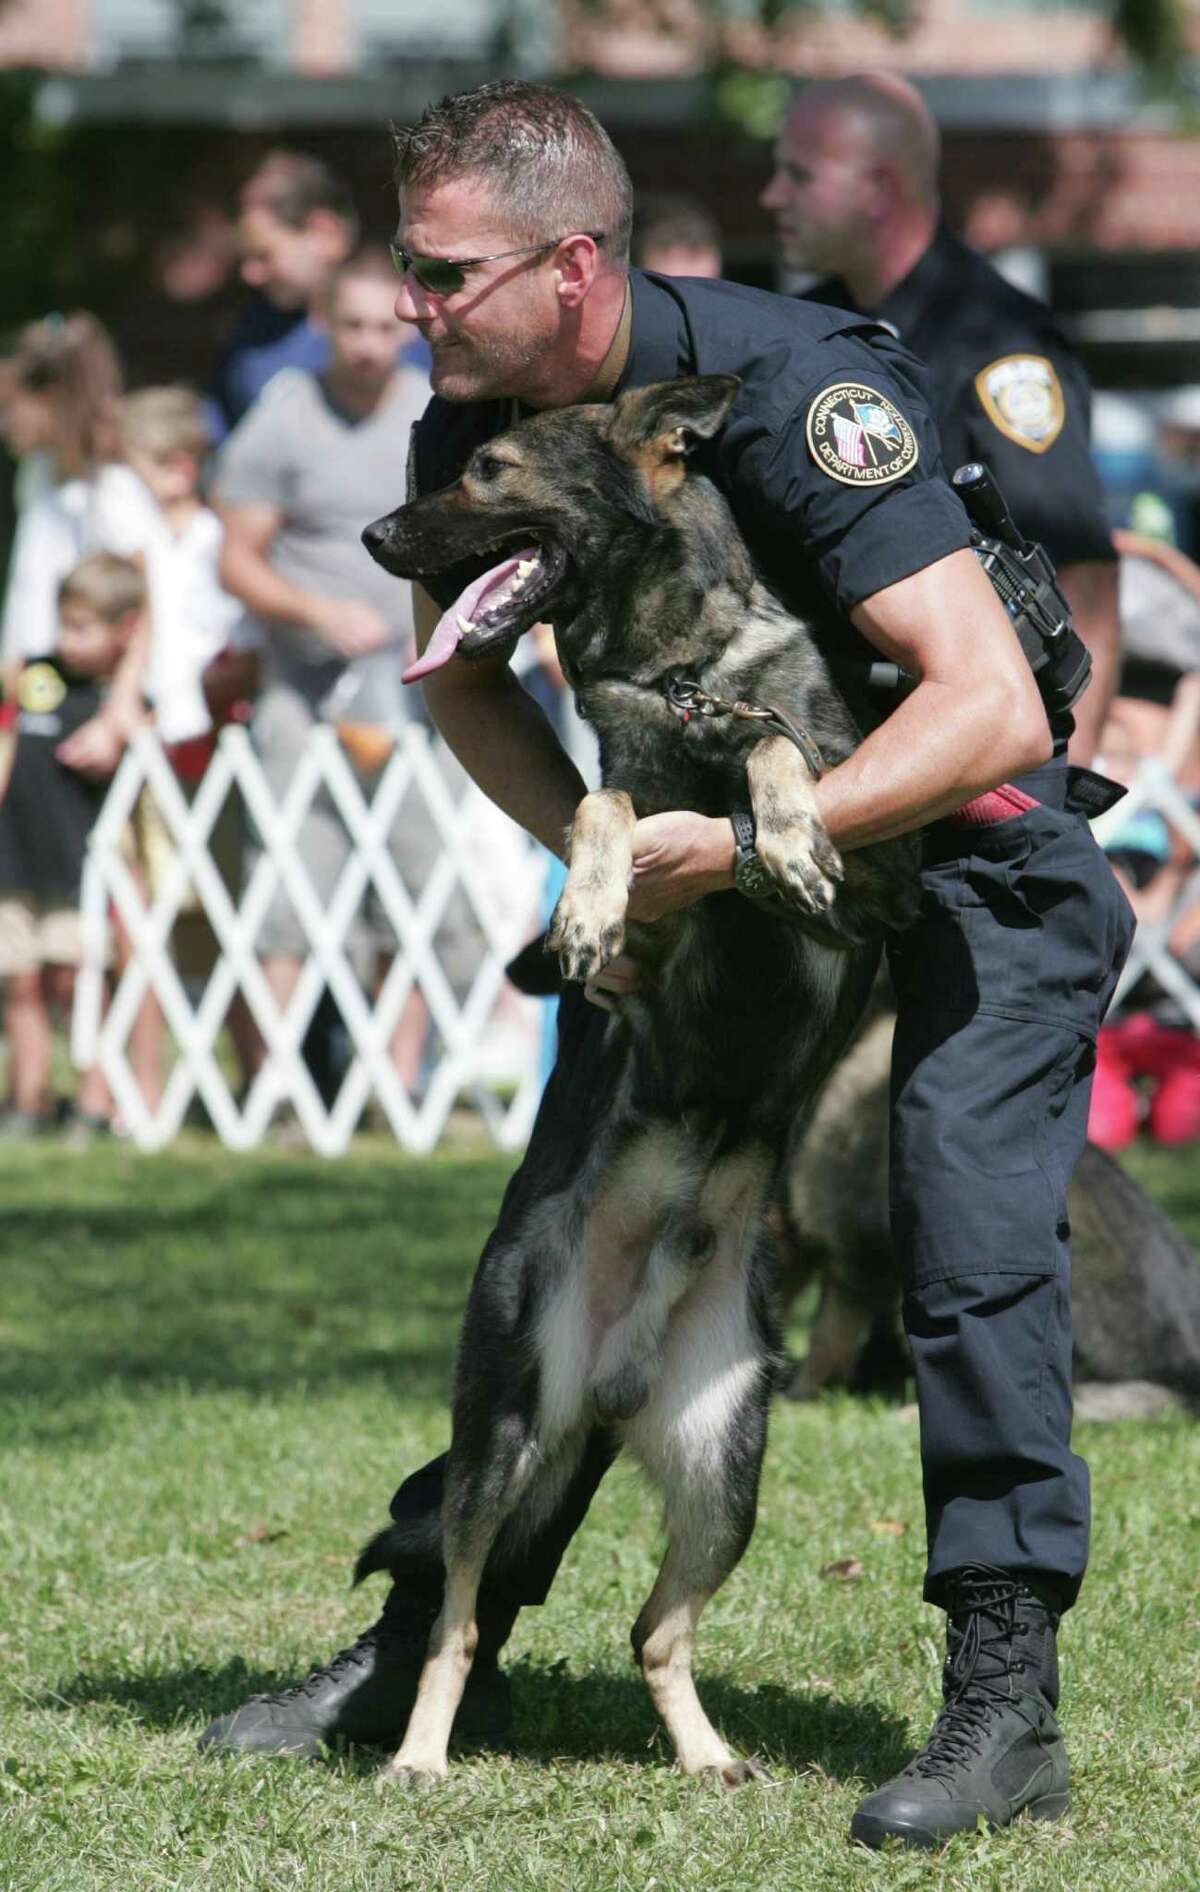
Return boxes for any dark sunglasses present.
[389,232,605,298]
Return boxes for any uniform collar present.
[581,276,633,402]
[809,224,959,343]
[874,223,962,341]
[615,270,693,395]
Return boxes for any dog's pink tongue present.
[402,550,534,684]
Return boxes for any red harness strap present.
[950,782,1040,827]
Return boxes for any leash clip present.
[663,673,825,778]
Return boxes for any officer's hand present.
[584,953,641,1011]
[625,810,735,921]
[308,597,393,658]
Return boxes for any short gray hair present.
[392,81,633,267]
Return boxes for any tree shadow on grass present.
[509,1663,910,1787]
[42,1658,297,1733]
[2,1158,495,1402]
[44,1658,910,1787]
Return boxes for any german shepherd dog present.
[360,374,916,1788]
[776,985,1200,1404]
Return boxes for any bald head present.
[760,72,941,304]
[800,75,939,206]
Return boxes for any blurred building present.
[2,0,1200,395]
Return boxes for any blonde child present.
[114,385,257,749]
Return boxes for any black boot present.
[198,1585,516,1758]
[850,1565,1069,1850]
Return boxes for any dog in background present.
[360,375,916,1788]
[777,986,1200,1404]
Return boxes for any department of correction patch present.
[974,354,1065,454]
[806,383,918,487]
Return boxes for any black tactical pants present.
[383,761,1132,1624]
[887,762,1133,1609]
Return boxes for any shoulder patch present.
[974,355,1064,454]
[806,383,919,488]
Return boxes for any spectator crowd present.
[1,123,1198,1152]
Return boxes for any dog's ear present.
[608,375,741,465]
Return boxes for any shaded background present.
[2,0,1200,555]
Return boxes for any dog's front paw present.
[547,891,627,982]
[757,816,844,916]
[377,1759,447,1792]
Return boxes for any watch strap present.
[729,808,756,859]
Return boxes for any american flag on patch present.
[832,412,867,467]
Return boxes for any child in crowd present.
[111,386,260,1099]
[0,554,146,1139]
[114,385,258,749]
[0,312,145,779]
[1089,662,1200,1152]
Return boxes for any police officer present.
[201,81,1132,1853]
[761,71,1119,766]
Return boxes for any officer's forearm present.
[814,671,1051,849]
[413,583,586,855]
[1059,559,1119,767]
[817,549,1053,850]
[422,657,586,859]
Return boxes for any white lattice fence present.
[72,726,549,1155]
[1092,755,1200,1031]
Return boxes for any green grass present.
[2,1134,1199,1891]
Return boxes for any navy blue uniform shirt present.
[810,226,1115,573]
[411,271,972,649]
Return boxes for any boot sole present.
[850,1789,1070,1852]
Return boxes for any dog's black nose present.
[361,517,388,560]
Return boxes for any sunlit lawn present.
[1,1134,1198,1891]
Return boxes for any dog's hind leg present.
[626,1153,775,1785]
[783,1276,872,1400]
[630,1385,770,1787]
[379,1543,492,1789]
[379,1418,541,1789]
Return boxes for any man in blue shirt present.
[201,82,1131,1853]
[211,149,430,440]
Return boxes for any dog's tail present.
[352,1515,442,1588]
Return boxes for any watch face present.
[735,852,776,903]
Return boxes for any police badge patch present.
[806,383,919,487]
[974,354,1065,454]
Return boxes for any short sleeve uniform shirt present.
[811,226,1115,572]
[410,271,972,659]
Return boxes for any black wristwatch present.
[730,809,780,907]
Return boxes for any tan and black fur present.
[775,983,1200,1405]
[359,376,917,1788]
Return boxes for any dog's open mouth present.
[402,541,566,684]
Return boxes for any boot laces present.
[254,1619,404,1707]
[914,1569,1032,1782]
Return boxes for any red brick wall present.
[565,0,1200,78]
[948,131,1200,252]
[0,0,87,69]
[620,123,1200,257]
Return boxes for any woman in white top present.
[0,312,147,773]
